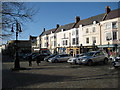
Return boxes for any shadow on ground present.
[2,69,72,88]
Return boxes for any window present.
[86,28,89,33]
[112,22,117,29]
[54,41,56,46]
[92,27,96,32]
[54,35,56,39]
[72,38,76,45]
[105,23,111,29]
[113,31,117,40]
[76,37,79,45]
[47,42,49,47]
[63,40,64,45]
[72,31,75,36]
[106,33,112,41]
[86,38,89,44]
[76,29,78,35]
[64,34,66,38]
[92,37,96,44]
[66,40,68,45]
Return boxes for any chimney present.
[105,6,111,14]
[75,16,80,23]
[56,24,59,28]
[43,28,45,32]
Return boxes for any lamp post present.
[80,44,82,53]
[92,40,96,51]
[11,20,22,70]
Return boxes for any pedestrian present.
[28,55,32,66]
[36,55,41,66]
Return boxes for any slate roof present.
[55,23,75,33]
[75,13,105,28]
[40,8,120,36]
[41,28,56,36]
[104,8,120,20]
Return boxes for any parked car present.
[67,54,84,64]
[24,52,39,61]
[76,51,109,66]
[112,55,120,68]
[44,54,57,62]
[48,54,72,63]
[32,53,50,61]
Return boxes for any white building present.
[38,6,120,56]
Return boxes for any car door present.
[92,52,102,62]
[64,54,70,61]
[58,55,64,62]
[99,51,106,61]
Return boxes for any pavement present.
[2,55,120,89]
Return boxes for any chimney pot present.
[43,28,45,32]
[56,24,59,28]
[105,6,111,14]
[75,16,80,23]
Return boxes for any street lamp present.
[80,44,83,53]
[11,20,22,70]
[92,40,96,51]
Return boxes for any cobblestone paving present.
[2,61,120,88]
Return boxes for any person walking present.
[28,55,32,66]
[36,55,41,66]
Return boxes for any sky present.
[3,2,119,44]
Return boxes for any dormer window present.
[93,21,96,24]
[61,29,65,32]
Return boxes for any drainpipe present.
[99,23,102,48]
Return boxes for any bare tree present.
[1,2,38,39]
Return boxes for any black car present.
[24,53,39,61]
[32,53,50,61]
[44,54,57,62]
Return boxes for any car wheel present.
[104,58,108,64]
[54,59,58,63]
[87,60,93,66]
[74,60,77,64]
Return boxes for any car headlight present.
[82,59,86,61]
[81,58,87,61]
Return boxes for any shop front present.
[66,47,80,56]
[98,44,120,57]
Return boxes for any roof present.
[40,8,120,36]
[104,8,120,20]
[41,28,56,36]
[55,23,75,33]
[75,13,105,28]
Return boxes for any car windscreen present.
[50,54,56,57]
[85,52,95,56]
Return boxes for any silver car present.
[67,54,84,64]
[76,51,109,66]
[48,54,72,63]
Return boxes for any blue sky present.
[8,2,119,42]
